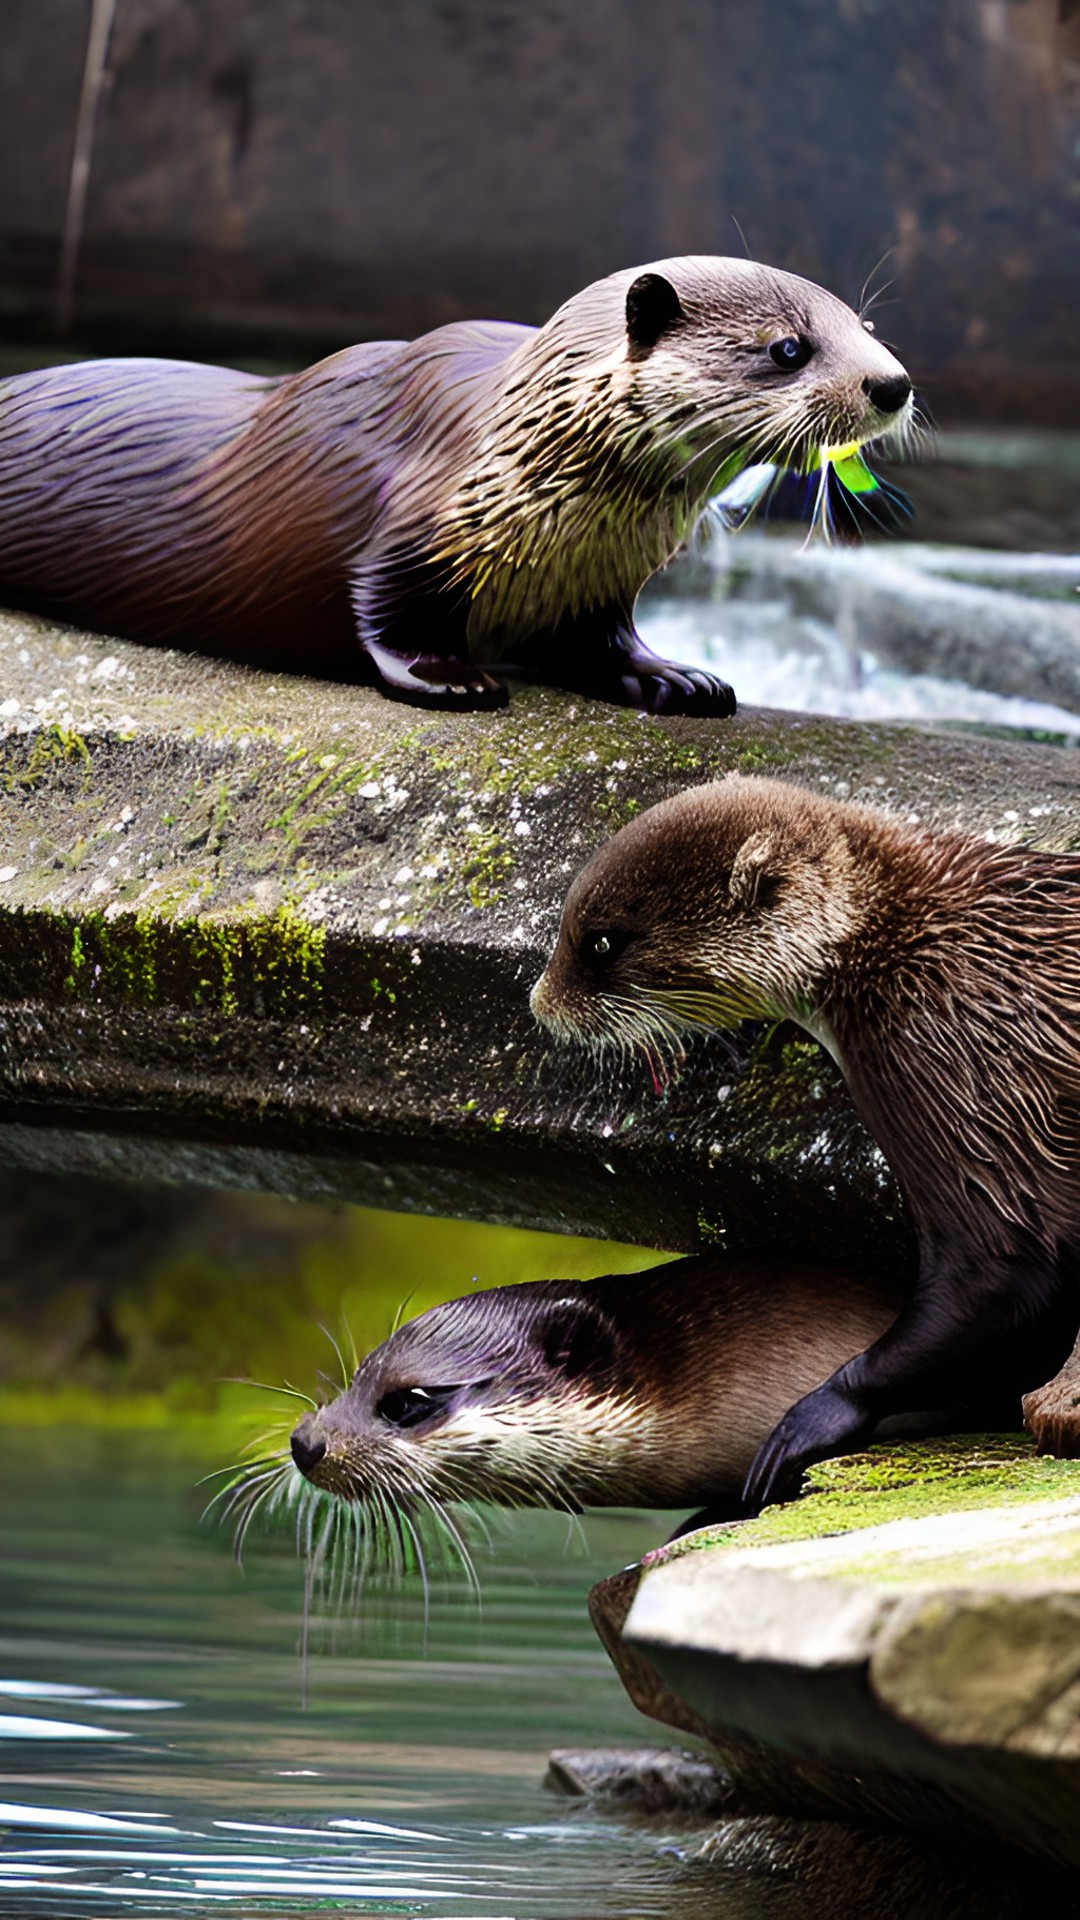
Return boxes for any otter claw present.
[365,641,509,710]
[742,1380,872,1511]
[629,661,736,718]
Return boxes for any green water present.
[0,1429,729,1918]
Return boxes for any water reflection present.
[0,1428,722,1917]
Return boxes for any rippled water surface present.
[0,1429,739,1919]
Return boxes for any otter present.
[0,258,911,713]
[531,775,1080,1506]
[286,1251,906,1525]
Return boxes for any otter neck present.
[793,1003,846,1070]
[797,816,962,1098]
[437,347,728,646]
[761,810,940,1071]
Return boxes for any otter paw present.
[619,658,736,718]
[742,1381,871,1512]
[366,641,509,710]
[1023,1371,1080,1457]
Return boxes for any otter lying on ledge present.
[286,1252,912,1525]
[0,258,911,713]
[531,775,1080,1507]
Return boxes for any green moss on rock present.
[646,1437,1080,1568]
[29,900,326,1019]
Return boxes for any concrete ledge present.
[4,608,1080,1246]
[593,1440,1080,1866]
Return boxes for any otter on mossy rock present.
[0,258,912,713]
[284,1252,906,1528]
[531,775,1080,1507]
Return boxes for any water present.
[0,1429,730,1919]
[638,592,1080,737]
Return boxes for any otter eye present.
[377,1386,445,1429]
[580,928,632,968]
[769,335,812,371]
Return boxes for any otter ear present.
[729,830,780,909]
[535,1300,616,1381]
[626,272,684,349]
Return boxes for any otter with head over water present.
[0,259,911,713]
[531,775,1080,1507]
[287,1251,906,1525]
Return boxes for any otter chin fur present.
[532,774,1080,1506]
[284,1252,912,1532]
[0,258,911,713]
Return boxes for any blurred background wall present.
[1,0,1077,423]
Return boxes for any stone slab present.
[4,607,1080,1247]
[602,1440,1080,1866]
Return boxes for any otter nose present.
[862,373,912,415]
[290,1421,327,1476]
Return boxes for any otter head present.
[288,1281,647,1516]
[453,256,914,645]
[611,256,914,484]
[531,775,865,1058]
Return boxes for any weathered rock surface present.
[544,1745,738,1817]
[592,1440,1080,1868]
[3,607,1080,1250]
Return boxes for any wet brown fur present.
[289,1251,902,1516]
[532,776,1080,1498]
[0,260,910,706]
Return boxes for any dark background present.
[1,0,1078,423]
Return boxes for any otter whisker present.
[390,1290,417,1337]
[318,1323,354,1394]
[198,1449,289,1492]
[422,1492,482,1603]
[298,1480,319,1563]
[300,1555,314,1710]
[371,1486,401,1584]
[399,1506,431,1631]
[242,1424,295,1458]
[647,979,773,1034]
[206,1458,289,1525]
[352,1500,375,1605]
[310,1495,338,1581]
[221,1377,318,1409]
[232,1464,294,1565]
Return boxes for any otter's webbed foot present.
[616,645,736,718]
[1024,1333,1080,1456]
[363,636,508,710]
[526,608,736,717]
[742,1380,873,1512]
[352,553,509,710]
[744,1251,1074,1511]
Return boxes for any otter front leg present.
[351,556,509,710]
[525,606,736,717]
[742,1251,1071,1510]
